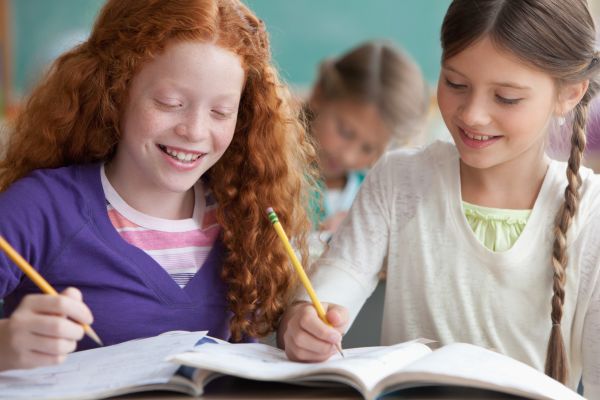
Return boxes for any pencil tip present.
[87,328,104,346]
[336,343,344,358]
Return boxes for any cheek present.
[122,104,161,139]
[498,107,548,141]
[319,132,339,150]
[436,89,455,120]
[213,124,237,152]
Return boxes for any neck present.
[104,164,195,220]
[460,146,550,210]
[325,175,348,190]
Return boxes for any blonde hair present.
[310,41,429,146]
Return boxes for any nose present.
[458,94,492,127]
[174,110,209,141]
[339,144,363,170]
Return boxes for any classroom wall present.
[10,0,103,100]
[8,0,451,101]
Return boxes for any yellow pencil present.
[266,207,344,357]
[0,235,103,346]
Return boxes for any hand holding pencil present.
[0,235,101,371]
[266,208,347,361]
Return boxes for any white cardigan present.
[305,141,600,395]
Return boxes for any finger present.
[289,328,338,357]
[325,306,349,331]
[298,307,341,344]
[27,333,78,356]
[286,331,337,363]
[25,293,93,325]
[61,287,82,301]
[28,314,86,341]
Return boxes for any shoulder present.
[383,140,457,169]
[0,163,103,228]
[371,140,456,187]
[1,163,101,205]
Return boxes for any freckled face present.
[111,41,245,197]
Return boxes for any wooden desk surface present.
[112,377,520,400]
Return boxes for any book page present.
[0,331,207,400]
[384,343,583,400]
[170,340,431,394]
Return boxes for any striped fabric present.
[101,166,219,288]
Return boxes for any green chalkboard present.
[11,0,451,97]
[245,0,451,87]
[11,0,103,98]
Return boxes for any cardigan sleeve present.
[299,148,422,325]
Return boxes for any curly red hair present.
[0,0,317,340]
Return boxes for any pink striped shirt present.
[101,166,219,287]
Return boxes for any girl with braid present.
[0,0,316,371]
[278,0,600,396]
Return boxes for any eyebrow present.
[442,64,532,91]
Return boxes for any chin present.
[458,155,499,170]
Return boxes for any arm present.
[279,153,397,361]
[0,174,93,371]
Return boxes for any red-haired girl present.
[0,0,316,371]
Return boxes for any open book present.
[0,331,584,400]
[170,339,584,400]
[0,331,210,400]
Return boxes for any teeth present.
[159,145,202,163]
[465,131,494,141]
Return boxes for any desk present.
[114,377,520,399]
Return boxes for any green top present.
[462,201,532,252]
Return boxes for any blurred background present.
[0,0,449,108]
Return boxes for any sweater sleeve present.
[0,177,47,297]
[0,167,85,300]
[300,149,420,325]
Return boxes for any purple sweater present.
[0,164,243,350]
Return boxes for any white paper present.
[0,331,207,400]
[170,340,431,391]
[397,343,584,400]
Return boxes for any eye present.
[211,109,234,120]
[335,119,354,139]
[155,99,183,109]
[445,78,467,90]
[495,95,522,105]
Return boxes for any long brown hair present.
[308,41,429,146]
[0,0,318,340]
[441,0,600,383]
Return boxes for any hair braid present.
[545,101,588,383]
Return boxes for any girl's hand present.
[278,301,349,362]
[0,287,93,371]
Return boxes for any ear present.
[555,80,589,116]
[308,85,325,111]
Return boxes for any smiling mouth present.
[461,128,501,141]
[158,144,204,163]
